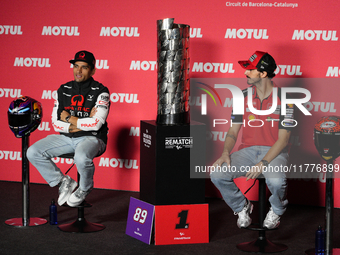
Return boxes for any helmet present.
[8,96,43,138]
[314,116,340,161]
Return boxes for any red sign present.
[154,204,209,245]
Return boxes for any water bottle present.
[49,199,58,225]
[315,225,325,255]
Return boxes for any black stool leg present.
[58,203,105,233]
[58,172,105,233]
[237,178,288,253]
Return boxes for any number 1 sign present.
[154,204,209,245]
[126,197,155,244]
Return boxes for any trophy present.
[156,18,190,125]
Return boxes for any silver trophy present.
[156,18,190,125]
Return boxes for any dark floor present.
[0,181,339,255]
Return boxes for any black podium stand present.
[5,135,47,227]
[140,120,206,205]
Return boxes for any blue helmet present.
[8,96,43,138]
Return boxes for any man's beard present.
[246,76,262,85]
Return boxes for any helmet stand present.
[306,116,340,254]
[5,135,47,227]
[305,160,335,255]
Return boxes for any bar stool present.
[237,178,288,253]
[57,153,105,233]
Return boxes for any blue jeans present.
[27,134,106,191]
[210,146,289,215]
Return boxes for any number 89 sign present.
[126,197,155,244]
[133,207,148,224]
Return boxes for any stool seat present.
[62,201,92,208]
[237,178,287,253]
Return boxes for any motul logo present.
[275,65,302,76]
[303,102,336,113]
[70,60,109,69]
[0,88,22,98]
[129,61,157,71]
[192,62,235,73]
[41,90,57,100]
[96,60,109,69]
[0,25,22,35]
[14,57,51,67]
[110,93,139,103]
[225,29,269,39]
[130,127,140,136]
[292,30,338,41]
[0,151,22,160]
[326,66,340,77]
[38,122,51,131]
[190,28,203,38]
[99,158,139,169]
[41,26,80,36]
[100,27,140,37]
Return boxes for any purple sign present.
[125,197,155,244]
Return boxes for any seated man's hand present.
[246,163,263,181]
[213,153,231,168]
[60,110,70,122]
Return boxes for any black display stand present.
[140,120,206,205]
[5,135,47,227]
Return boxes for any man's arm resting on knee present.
[246,129,292,180]
[213,124,241,167]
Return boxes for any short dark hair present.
[258,69,276,79]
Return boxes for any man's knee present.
[74,153,93,169]
[266,177,287,190]
[27,144,38,161]
[210,168,234,186]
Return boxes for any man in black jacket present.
[27,50,110,207]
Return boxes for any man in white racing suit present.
[27,50,110,207]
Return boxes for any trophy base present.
[140,120,205,205]
[156,112,190,126]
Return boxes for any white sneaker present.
[235,200,253,228]
[67,187,92,207]
[58,175,77,206]
[263,207,281,229]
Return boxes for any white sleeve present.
[51,93,70,133]
[76,92,110,131]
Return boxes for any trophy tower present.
[140,18,205,205]
[156,18,190,125]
